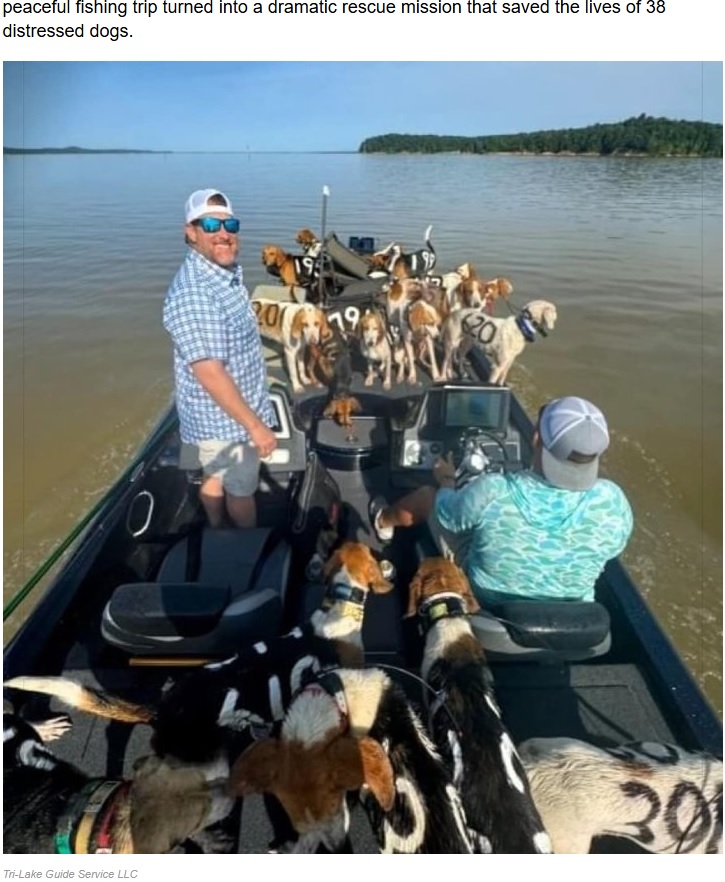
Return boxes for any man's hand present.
[433,452,457,488]
[249,422,278,459]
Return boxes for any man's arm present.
[191,358,277,457]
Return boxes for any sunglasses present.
[192,217,240,234]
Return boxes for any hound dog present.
[405,558,552,854]
[458,276,514,313]
[519,737,723,854]
[230,666,474,853]
[382,278,445,384]
[3,713,234,854]
[252,297,328,393]
[261,244,319,292]
[441,298,558,384]
[368,225,436,280]
[425,262,475,311]
[358,308,394,390]
[4,543,392,767]
[295,228,322,259]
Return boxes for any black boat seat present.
[469,600,611,663]
[101,527,290,656]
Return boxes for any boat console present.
[391,382,523,487]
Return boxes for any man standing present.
[163,189,277,528]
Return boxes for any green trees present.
[359,116,723,157]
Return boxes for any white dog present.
[441,299,557,385]
[519,737,723,854]
[252,298,327,393]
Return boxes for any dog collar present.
[322,580,367,611]
[418,593,468,633]
[55,779,124,854]
[515,312,537,343]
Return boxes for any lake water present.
[3,152,722,713]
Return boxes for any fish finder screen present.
[444,389,509,433]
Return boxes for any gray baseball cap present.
[539,396,610,491]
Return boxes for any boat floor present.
[11,335,672,854]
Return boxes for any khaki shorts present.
[196,439,260,498]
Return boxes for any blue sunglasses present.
[192,217,240,234]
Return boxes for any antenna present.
[317,185,330,306]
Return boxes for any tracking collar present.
[417,592,468,634]
[517,308,549,342]
[322,580,367,611]
[55,778,127,854]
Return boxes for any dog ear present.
[457,568,481,614]
[290,308,305,341]
[405,569,423,618]
[329,735,395,812]
[349,397,362,414]
[229,739,281,796]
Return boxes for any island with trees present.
[3,147,169,155]
[359,116,723,157]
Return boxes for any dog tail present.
[4,676,155,724]
[424,224,434,249]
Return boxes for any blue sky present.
[3,61,722,152]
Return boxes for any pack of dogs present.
[5,545,722,854]
[256,226,558,436]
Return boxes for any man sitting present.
[370,396,633,607]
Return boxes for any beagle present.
[323,394,362,440]
[295,228,322,259]
[3,712,234,854]
[457,276,514,313]
[368,225,436,280]
[358,308,394,390]
[230,666,474,853]
[382,278,445,384]
[441,298,557,385]
[252,297,328,393]
[261,244,318,292]
[519,737,723,854]
[405,558,552,854]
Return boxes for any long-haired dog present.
[4,545,391,767]
[368,225,436,280]
[295,227,322,258]
[441,298,557,384]
[252,298,328,393]
[405,558,552,853]
[230,666,474,853]
[519,737,723,854]
[3,713,233,854]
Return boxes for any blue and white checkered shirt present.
[163,248,274,443]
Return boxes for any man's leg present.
[224,442,260,528]
[376,486,437,532]
[199,475,226,528]
[226,493,257,528]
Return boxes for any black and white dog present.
[369,225,437,279]
[405,558,552,854]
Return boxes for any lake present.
[2,152,722,713]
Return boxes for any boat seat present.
[101,527,290,656]
[469,600,611,663]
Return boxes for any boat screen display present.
[444,389,509,433]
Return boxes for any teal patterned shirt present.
[435,470,633,604]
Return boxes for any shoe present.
[369,496,394,544]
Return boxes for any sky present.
[2,61,722,152]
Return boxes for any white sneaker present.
[369,496,393,544]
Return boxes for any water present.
[3,152,722,713]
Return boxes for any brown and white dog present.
[458,277,514,313]
[519,737,723,854]
[368,226,436,280]
[295,227,322,258]
[252,297,328,393]
[382,278,445,384]
[405,558,552,854]
[357,308,394,390]
[441,298,558,384]
[3,712,233,854]
[230,666,475,853]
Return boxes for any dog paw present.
[383,381,391,390]
[191,827,236,854]
[364,376,373,387]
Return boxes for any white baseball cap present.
[539,396,610,491]
[184,189,234,224]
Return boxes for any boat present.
[3,230,722,855]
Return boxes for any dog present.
[252,297,328,393]
[3,712,233,854]
[261,244,318,292]
[357,308,394,390]
[425,262,475,310]
[382,278,445,384]
[368,225,436,280]
[405,558,552,853]
[4,543,391,765]
[441,298,557,384]
[230,666,474,853]
[457,276,514,313]
[295,228,322,259]
[519,737,723,854]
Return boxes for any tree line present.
[359,116,723,157]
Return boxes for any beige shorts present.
[196,439,260,498]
